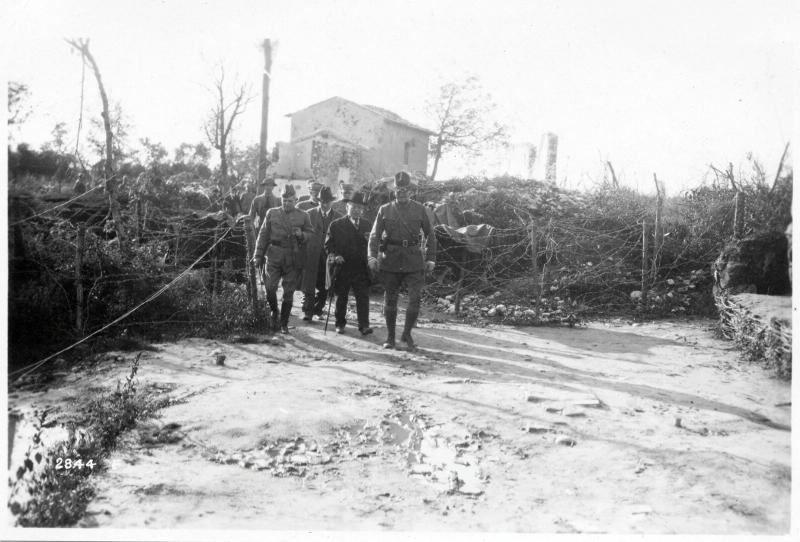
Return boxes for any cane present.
[323,262,342,335]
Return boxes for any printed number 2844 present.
[55,458,95,470]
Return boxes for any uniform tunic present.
[368,200,436,273]
[255,207,314,295]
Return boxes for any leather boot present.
[280,300,293,334]
[267,293,279,333]
[401,310,419,350]
[383,307,397,349]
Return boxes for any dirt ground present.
[6,296,792,534]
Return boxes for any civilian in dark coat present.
[300,187,342,320]
[324,191,373,335]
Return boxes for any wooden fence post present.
[173,223,181,267]
[641,219,649,303]
[244,216,259,312]
[733,191,745,239]
[75,225,86,334]
[540,220,553,308]
[651,174,664,280]
[452,249,467,315]
[530,222,541,314]
[212,225,220,299]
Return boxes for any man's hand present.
[253,255,265,268]
[334,255,345,265]
[425,260,435,273]
[293,227,303,240]
[368,257,379,274]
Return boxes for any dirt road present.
[9,300,792,533]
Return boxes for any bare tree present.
[66,38,127,252]
[426,75,509,181]
[203,66,253,190]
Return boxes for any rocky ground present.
[6,296,792,534]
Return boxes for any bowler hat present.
[281,184,297,199]
[393,171,412,189]
[318,186,335,203]
[346,192,367,206]
[260,176,276,186]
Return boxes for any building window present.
[404,141,412,166]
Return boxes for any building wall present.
[378,123,429,176]
[288,97,430,181]
[290,98,384,148]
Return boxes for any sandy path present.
[8,301,791,534]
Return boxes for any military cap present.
[393,171,412,189]
[281,184,297,199]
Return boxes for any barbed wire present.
[10,224,234,383]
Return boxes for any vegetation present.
[8,355,169,526]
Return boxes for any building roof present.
[287,96,436,136]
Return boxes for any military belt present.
[386,239,418,248]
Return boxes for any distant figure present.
[248,176,279,231]
[297,179,323,211]
[331,181,355,216]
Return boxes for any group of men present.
[250,171,436,351]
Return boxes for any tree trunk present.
[68,38,126,252]
[430,143,442,181]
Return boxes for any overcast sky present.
[4,0,796,192]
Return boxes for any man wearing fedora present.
[297,179,323,212]
[301,186,342,321]
[368,172,436,350]
[326,191,373,335]
[253,184,314,334]
[248,175,279,232]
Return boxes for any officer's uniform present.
[368,172,436,349]
[254,186,314,332]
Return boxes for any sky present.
[3,0,797,193]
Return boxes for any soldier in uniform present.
[368,172,436,350]
[253,185,314,333]
[325,191,373,335]
[300,186,342,321]
[331,181,356,216]
[248,176,279,232]
[297,179,323,211]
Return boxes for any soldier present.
[331,181,356,216]
[325,191,373,335]
[253,185,314,333]
[368,171,436,350]
[300,186,342,321]
[248,176,279,232]
[297,179,323,211]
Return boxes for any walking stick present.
[323,262,341,335]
